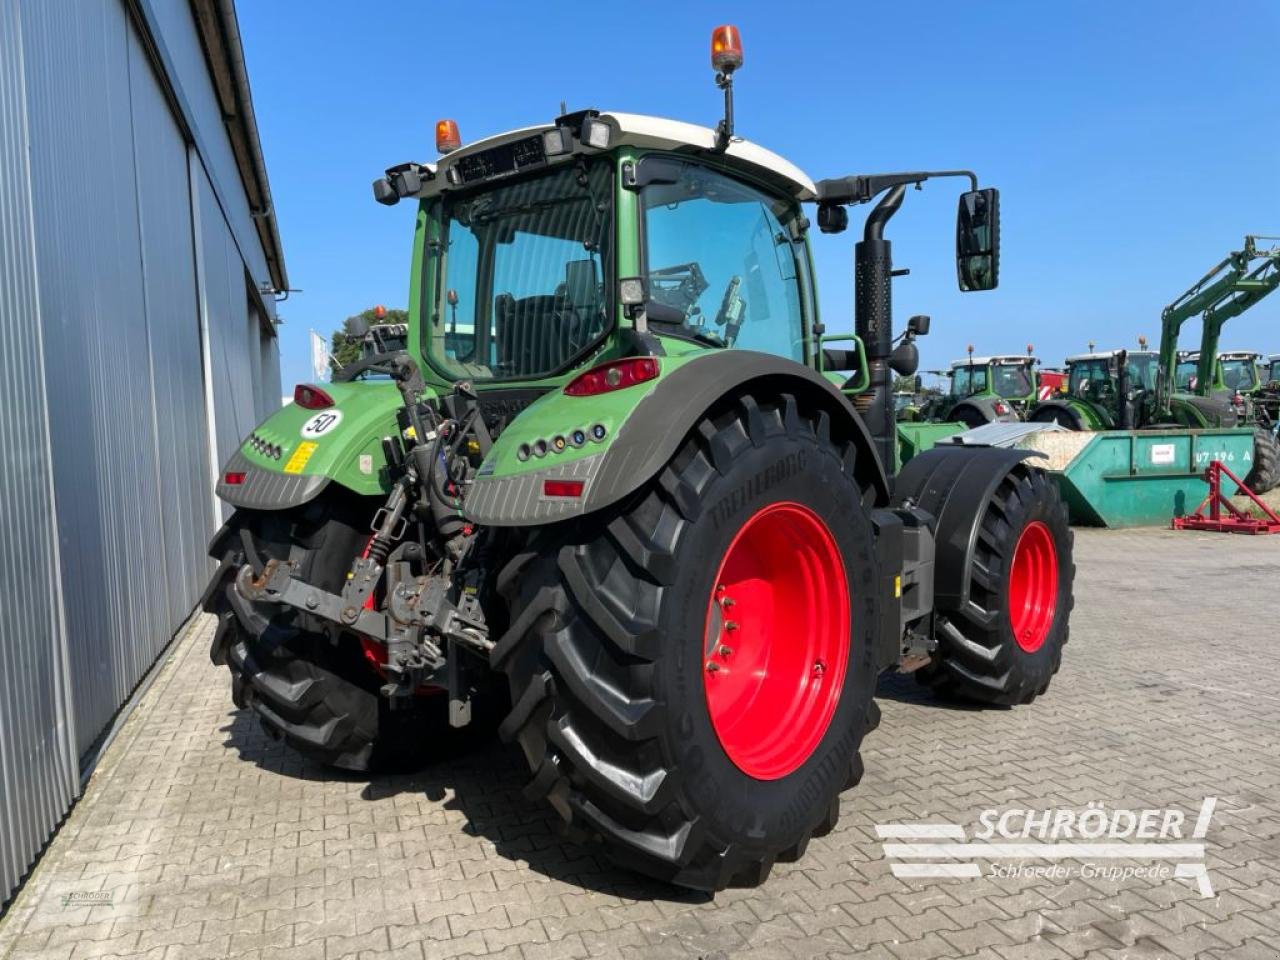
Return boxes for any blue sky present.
[238,1,1280,391]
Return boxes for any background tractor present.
[1027,238,1280,493]
[1029,348,1160,431]
[917,347,1046,426]
[200,27,1074,891]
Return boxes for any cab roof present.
[1219,350,1261,360]
[949,355,1034,368]
[1064,350,1156,363]
[407,111,818,203]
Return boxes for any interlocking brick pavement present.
[2,528,1278,960]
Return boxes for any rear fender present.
[1029,399,1091,430]
[215,380,410,510]
[464,350,890,527]
[891,445,1042,609]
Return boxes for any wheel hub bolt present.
[705,661,720,674]
[812,660,826,678]
[724,620,739,632]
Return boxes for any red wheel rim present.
[702,502,850,780]
[1008,520,1059,653]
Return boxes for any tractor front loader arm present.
[1158,236,1280,410]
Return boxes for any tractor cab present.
[1065,349,1158,401]
[1219,350,1263,394]
[947,354,1035,403]
[1175,350,1203,392]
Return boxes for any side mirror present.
[907,314,930,337]
[890,340,920,377]
[956,188,1000,292]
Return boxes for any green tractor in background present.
[1262,353,1280,431]
[200,28,1075,891]
[918,346,1046,426]
[1029,348,1160,431]
[1028,237,1280,492]
[1216,350,1279,436]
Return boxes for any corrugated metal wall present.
[194,162,276,485]
[0,0,281,901]
[0,0,81,905]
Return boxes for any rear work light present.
[543,479,585,498]
[294,384,334,409]
[563,357,659,397]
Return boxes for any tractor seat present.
[495,294,563,376]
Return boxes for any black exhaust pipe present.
[855,184,906,474]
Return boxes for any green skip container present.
[1014,427,1258,527]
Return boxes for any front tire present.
[494,393,881,890]
[918,465,1074,705]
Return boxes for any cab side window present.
[642,163,805,361]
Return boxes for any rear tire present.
[951,402,991,429]
[917,465,1074,705]
[1245,428,1279,494]
[1030,405,1083,431]
[494,393,881,890]
[203,492,446,772]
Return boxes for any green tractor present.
[1263,353,1280,430]
[1029,348,1160,431]
[1216,350,1280,435]
[1029,238,1280,492]
[201,27,1074,891]
[917,348,1044,426]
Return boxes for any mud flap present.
[891,445,1041,609]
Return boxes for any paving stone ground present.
[1,527,1278,960]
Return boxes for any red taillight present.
[543,479,585,498]
[294,384,334,409]
[224,471,246,486]
[563,357,659,397]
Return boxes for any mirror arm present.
[814,169,979,206]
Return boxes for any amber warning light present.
[436,119,461,154]
[711,25,743,73]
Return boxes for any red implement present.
[1172,460,1280,535]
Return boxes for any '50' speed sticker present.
[301,410,343,439]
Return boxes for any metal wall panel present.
[22,0,168,755]
[193,159,278,500]
[146,0,270,289]
[129,27,216,634]
[0,0,281,904]
[0,0,80,902]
